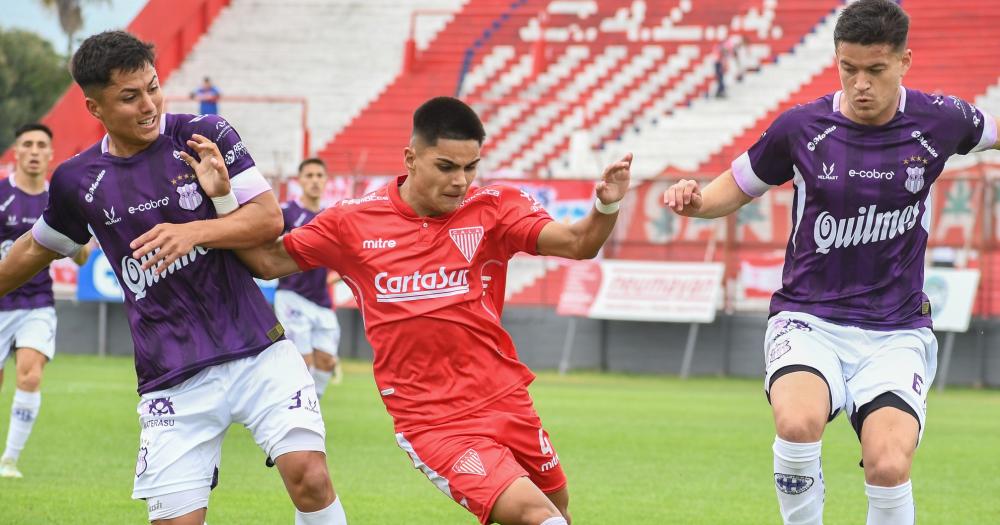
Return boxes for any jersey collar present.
[101,114,168,154]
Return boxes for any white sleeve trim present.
[31,217,86,257]
[730,152,770,198]
[230,165,271,205]
[971,107,998,153]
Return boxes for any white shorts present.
[763,311,938,440]
[132,340,326,500]
[274,290,340,357]
[0,307,57,368]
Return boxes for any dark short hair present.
[298,157,327,173]
[14,123,53,141]
[71,31,156,94]
[834,0,909,52]
[412,97,486,146]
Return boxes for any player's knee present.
[774,413,824,443]
[16,368,42,392]
[288,458,333,508]
[516,505,562,525]
[864,448,912,486]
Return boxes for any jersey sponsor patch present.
[452,448,487,476]
[775,473,814,495]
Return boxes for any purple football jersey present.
[0,177,53,310]
[732,87,997,330]
[31,113,284,394]
[277,201,332,308]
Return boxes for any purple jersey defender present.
[31,114,284,394]
[0,177,53,310]
[276,201,332,309]
[732,87,997,330]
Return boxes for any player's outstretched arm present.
[0,233,61,297]
[663,169,752,219]
[536,153,632,260]
[233,237,303,281]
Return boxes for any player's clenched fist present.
[663,179,703,216]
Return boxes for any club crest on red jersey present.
[452,448,487,476]
[449,226,484,263]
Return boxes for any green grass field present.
[1,355,998,524]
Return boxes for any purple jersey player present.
[0,124,90,480]
[665,2,999,524]
[275,158,342,398]
[0,32,347,524]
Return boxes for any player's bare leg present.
[152,508,206,525]
[860,407,918,525]
[1,348,47,478]
[312,350,337,396]
[769,371,830,525]
[489,477,566,525]
[544,486,571,523]
[275,450,347,523]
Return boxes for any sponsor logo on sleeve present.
[0,195,15,212]
[85,169,106,203]
[806,125,837,151]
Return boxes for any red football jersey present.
[283,176,553,430]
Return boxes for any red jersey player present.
[235,97,631,525]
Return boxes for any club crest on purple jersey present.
[176,183,203,211]
[903,156,928,194]
[147,397,175,416]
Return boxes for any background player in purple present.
[0,123,90,479]
[664,1,999,524]
[276,158,342,398]
[0,32,347,524]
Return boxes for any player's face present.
[836,42,911,126]
[298,164,328,201]
[404,138,480,216]
[13,130,53,177]
[85,63,164,153]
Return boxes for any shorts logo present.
[912,373,924,395]
[288,390,320,413]
[772,319,811,339]
[135,446,148,477]
[452,449,487,476]
[768,340,792,364]
[449,226,484,263]
[147,398,175,416]
[775,473,814,495]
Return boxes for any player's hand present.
[129,223,202,274]
[178,134,231,198]
[596,153,632,205]
[664,179,704,216]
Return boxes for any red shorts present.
[394,387,567,524]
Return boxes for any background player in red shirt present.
[230,97,631,525]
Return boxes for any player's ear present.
[404,146,417,175]
[899,48,912,75]
[85,95,103,121]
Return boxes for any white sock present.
[3,389,41,462]
[311,369,333,399]
[540,518,568,525]
[866,480,914,525]
[773,437,824,525]
[295,496,347,525]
